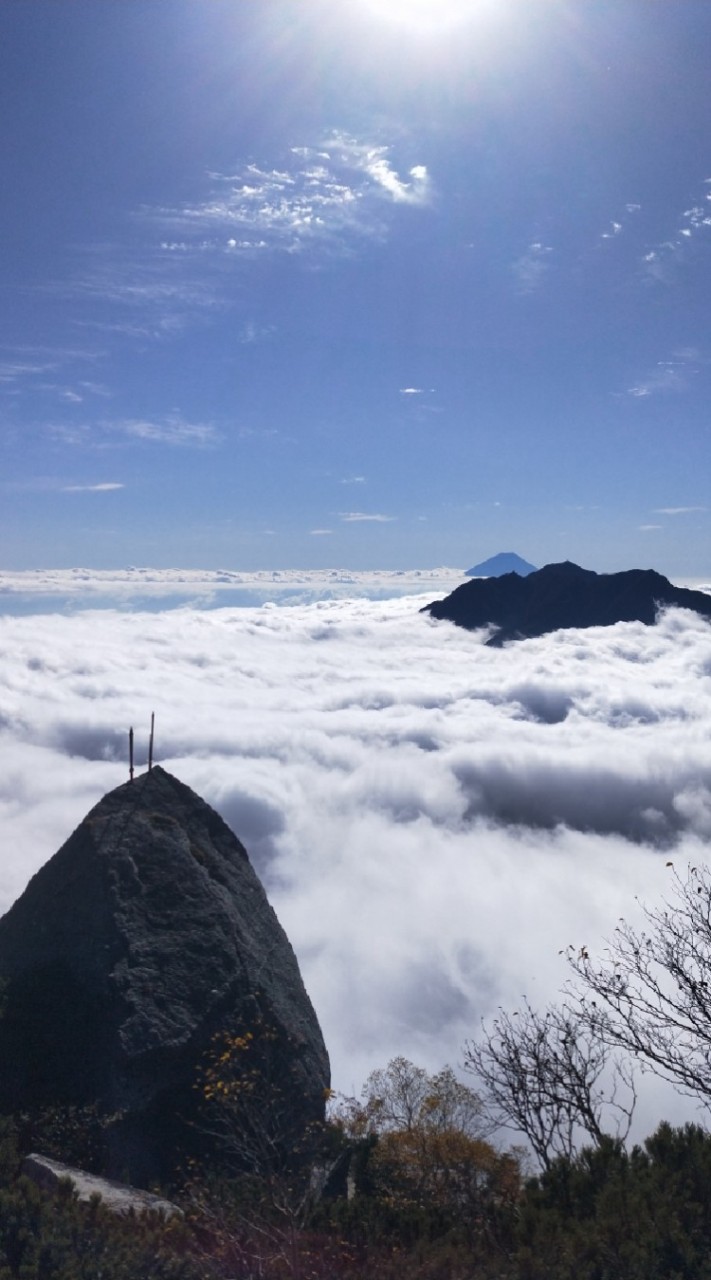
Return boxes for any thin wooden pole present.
[148,712,155,772]
[129,727,134,781]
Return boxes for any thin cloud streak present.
[61,482,125,493]
[339,511,396,522]
[654,506,707,516]
[113,415,219,447]
[46,414,219,449]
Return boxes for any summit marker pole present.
[148,712,155,772]
[129,727,134,782]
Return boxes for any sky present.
[1,0,710,574]
[1,583,711,1145]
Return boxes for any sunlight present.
[360,0,497,35]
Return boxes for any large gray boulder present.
[0,767,329,1185]
[22,1154,183,1218]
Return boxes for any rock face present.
[465,552,537,578]
[424,560,711,645]
[0,767,329,1185]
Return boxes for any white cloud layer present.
[0,566,465,612]
[1,588,710,1137]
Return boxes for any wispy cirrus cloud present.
[326,134,430,206]
[627,365,686,397]
[624,348,702,398]
[112,414,219,447]
[653,506,707,516]
[36,135,431,351]
[36,380,112,406]
[65,255,223,338]
[512,241,553,294]
[0,357,60,385]
[641,244,683,285]
[61,482,125,493]
[51,413,219,449]
[641,178,711,283]
[145,132,432,258]
[0,347,104,396]
[599,203,640,243]
[237,321,276,345]
[339,511,396,523]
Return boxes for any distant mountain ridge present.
[466,552,537,577]
[424,560,711,646]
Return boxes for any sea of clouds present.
[1,570,710,1139]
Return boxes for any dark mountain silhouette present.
[0,766,330,1185]
[424,560,711,645]
[466,552,537,577]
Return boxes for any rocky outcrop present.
[0,767,329,1185]
[424,561,711,645]
[22,1154,183,1218]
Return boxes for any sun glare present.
[361,0,495,35]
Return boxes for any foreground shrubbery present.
[8,858,711,1275]
[184,1118,711,1279]
[0,1121,200,1280]
[4,1106,711,1278]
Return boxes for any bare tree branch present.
[464,1000,636,1170]
[566,864,711,1106]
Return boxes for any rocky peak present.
[465,552,537,578]
[424,561,711,645]
[0,766,330,1185]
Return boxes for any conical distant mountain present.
[466,552,537,577]
[0,766,330,1185]
[425,561,711,645]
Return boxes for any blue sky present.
[2,0,710,573]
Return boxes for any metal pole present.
[129,727,134,781]
[148,712,155,772]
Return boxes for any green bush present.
[514,1123,711,1280]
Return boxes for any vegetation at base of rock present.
[0,1120,200,1280]
[195,1006,327,1186]
[14,1104,118,1177]
[5,1092,711,1276]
